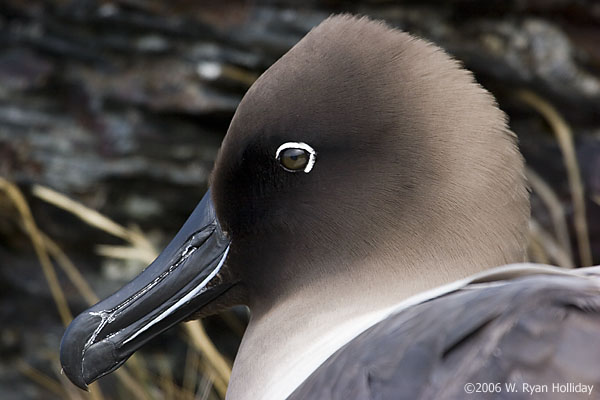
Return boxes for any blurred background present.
[1,1,599,399]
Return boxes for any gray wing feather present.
[289,271,600,400]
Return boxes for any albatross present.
[60,15,600,400]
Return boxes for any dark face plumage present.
[209,19,438,300]
[210,82,408,296]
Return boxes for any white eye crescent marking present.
[275,142,317,173]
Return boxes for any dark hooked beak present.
[60,191,231,389]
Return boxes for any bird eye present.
[275,142,317,173]
[280,148,308,170]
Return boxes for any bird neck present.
[225,255,494,400]
[226,159,529,400]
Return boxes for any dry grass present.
[528,219,574,268]
[518,90,593,267]
[32,185,158,265]
[183,321,231,396]
[525,168,574,268]
[0,177,72,326]
[16,359,65,398]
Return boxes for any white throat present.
[224,262,567,400]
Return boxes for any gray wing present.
[289,269,600,400]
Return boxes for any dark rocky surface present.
[1,1,599,398]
